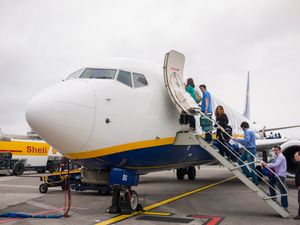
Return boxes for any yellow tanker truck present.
[0,138,62,175]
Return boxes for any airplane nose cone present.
[26,80,96,153]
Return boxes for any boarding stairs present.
[163,50,289,218]
[175,115,290,218]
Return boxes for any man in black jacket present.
[294,151,300,220]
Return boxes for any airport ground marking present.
[136,215,193,223]
[189,215,225,225]
[95,176,236,225]
[142,211,172,216]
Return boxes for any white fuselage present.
[26,60,183,158]
[26,59,247,162]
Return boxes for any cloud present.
[0,0,299,138]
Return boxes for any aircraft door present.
[163,50,200,115]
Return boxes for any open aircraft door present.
[163,50,200,115]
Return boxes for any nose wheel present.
[108,186,143,214]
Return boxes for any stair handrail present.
[194,111,288,198]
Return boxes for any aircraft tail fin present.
[243,71,250,120]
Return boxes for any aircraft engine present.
[281,140,300,178]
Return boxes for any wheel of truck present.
[39,183,48,193]
[13,163,25,176]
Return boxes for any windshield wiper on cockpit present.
[88,75,112,79]
[96,76,111,79]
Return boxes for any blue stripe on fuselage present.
[78,144,215,173]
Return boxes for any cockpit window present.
[133,73,148,88]
[80,68,117,79]
[66,68,85,80]
[117,70,133,87]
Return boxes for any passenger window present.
[117,70,132,87]
[133,73,148,88]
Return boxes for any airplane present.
[25,50,300,214]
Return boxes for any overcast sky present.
[0,0,300,138]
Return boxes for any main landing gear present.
[107,168,142,214]
[108,186,143,214]
[176,166,197,180]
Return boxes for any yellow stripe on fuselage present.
[63,133,244,160]
[59,132,244,160]
[64,137,175,159]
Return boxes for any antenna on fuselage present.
[243,71,250,120]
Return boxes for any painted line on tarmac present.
[136,215,193,223]
[95,176,236,225]
[142,211,172,216]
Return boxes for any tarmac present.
[0,166,299,225]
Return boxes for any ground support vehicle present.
[39,169,112,194]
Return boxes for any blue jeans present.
[205,132,212,143]
[238,148,258,185]
[224,142,240,162]
[269,176,288,208]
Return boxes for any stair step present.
[175,132,290,218]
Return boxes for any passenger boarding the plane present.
[233,121,259,186]
[185,78,196,131]
[261,146,288,212]
[294,151,300,220]
[214,105,230,158]
[199,84,213,142]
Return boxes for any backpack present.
[200,114,213,132]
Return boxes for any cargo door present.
[163,50,200,115]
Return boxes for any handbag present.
[220,125,232,142]
[200,114,213,132]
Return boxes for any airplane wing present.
[259,125,300,132]
[256,138,289,151]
